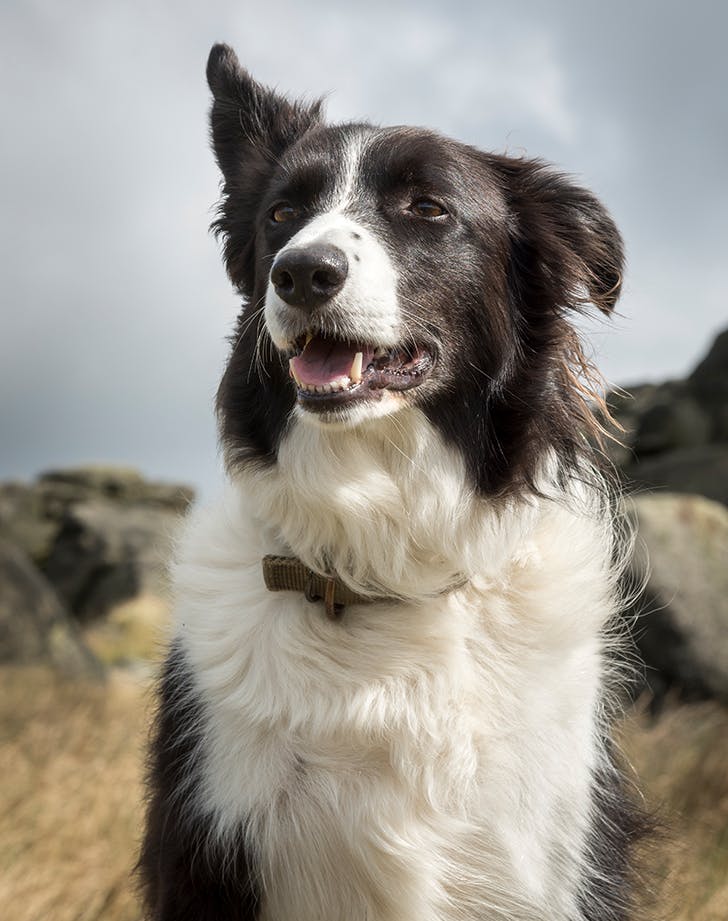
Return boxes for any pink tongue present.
[290,337,374,387]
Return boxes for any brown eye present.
[409,198,447,218]
[271,203,300,223]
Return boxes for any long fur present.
[139,43,644,921]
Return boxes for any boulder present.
[43,499,180,623]
[0,481,57,563]
[607,380,684,428]
[0,465,194,567]
[1,466,192,666]
[688,328,728,440]
[603,380,686,467]
[37,465,195,513]
[631,396,710,456]
[627,493,728,702]
[603,329,728,494]
[622,444,728,507]
[0,538,103,677]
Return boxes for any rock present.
[631,397,710,456]
[603,328,728,495]
[0,538,103,677]
[688,328,728,440]
[627,493,728,702]
[38,465,195,513]
[0,481,57,563]
[0,465,194,567]
[43,499,180,623]
[603,380,686,467]
[1,467,192,666]
[622,444,728,507]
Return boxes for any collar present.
[262,554,466,620]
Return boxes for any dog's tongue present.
[290,337,374,387]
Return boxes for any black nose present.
[270,244,349,310]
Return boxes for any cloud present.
[1,0,725,492]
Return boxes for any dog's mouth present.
[287,333,434,410]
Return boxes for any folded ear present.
[495,156,624,316]
[207,43,323,180]
[206,44,324,291]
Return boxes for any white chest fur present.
[173,411,619,921]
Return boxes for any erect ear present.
[206,44,323,291]
[495,156,624,315]
[206,43,323,181]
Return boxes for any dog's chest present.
[174,478,608,920]
[197,586,484,817]
[198,596,496,921]
[186,588,590,921]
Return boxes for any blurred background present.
[1,1,726,919]
[2,0,726,494]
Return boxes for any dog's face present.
[257,123,511,431]
[208,44,623,496]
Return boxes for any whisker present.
[252,311,273,383]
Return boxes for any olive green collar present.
[262,554,466,620]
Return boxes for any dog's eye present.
[409,198,447,218]
[270,203,300,223]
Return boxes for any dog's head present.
[208,44,623,497]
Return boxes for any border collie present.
[140,43,643,921]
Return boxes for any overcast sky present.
[1,0,726,496]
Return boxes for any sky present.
[1,0,726,496]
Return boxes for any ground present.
[1,666,726,921]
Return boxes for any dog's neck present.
[236,408,547,600]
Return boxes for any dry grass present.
[0,667,149,921]
[82,594,170,668]
[0,665,726,920]
[621,700,728,921]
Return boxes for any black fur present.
[139,43,646,920]
[578,741,652,921]
[138,643,261,920]
[208,44,623,495]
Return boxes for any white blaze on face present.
[264,212,400,350]
[264,133,400,351]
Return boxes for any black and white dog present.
[140,43,643,921]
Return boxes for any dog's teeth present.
[296,378,351,395]
[305,331,314,346]
[289,358,300,384]
[350,352,363,383]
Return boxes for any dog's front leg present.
[138,645,262,921]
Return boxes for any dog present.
[139,43,644,921]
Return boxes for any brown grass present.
[0,667,149,921]
[0,665,726,920]
[621,700,728,921]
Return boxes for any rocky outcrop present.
[622,445,728,508]
[0,465,194,669]
[0,538,103,677]
[604,329,728,703]
[44,499,178,623]
[607,327,728,504]
[37,466,194,512]
[0,481,59,564]
[689,328,728,440]
[0,465,193,566]
[627,493,728,703]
